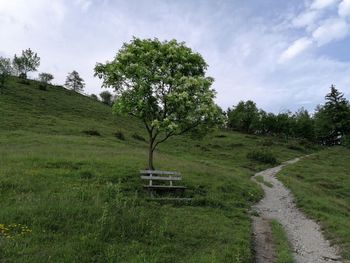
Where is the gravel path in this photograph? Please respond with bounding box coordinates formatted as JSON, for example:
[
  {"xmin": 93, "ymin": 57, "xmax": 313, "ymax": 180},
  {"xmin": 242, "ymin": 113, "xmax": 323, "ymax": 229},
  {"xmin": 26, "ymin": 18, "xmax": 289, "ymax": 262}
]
[{"xmin": 252, "ymin": 158, "xmax": 342, "ymax": 263}]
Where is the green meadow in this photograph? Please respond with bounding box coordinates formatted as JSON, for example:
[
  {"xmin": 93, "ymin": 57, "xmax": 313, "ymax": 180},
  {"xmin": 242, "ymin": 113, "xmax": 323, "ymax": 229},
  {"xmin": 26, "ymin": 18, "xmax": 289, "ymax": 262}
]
[
  {"xmin": 277, "ymin": 148, "xmax": 350, "ymax": 260},
  {"xmin": 0, "ymin": 77, "xmax": 317, "ymax": 262}
]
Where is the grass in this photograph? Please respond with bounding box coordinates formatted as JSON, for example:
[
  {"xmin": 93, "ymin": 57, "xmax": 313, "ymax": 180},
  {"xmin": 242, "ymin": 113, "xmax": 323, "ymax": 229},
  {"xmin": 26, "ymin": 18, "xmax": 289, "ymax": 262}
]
[
  {"xmin": 0, "ymin": 77, "xmax": 314, "ymax": 262},
  {"xmin": 255, "ymin": 175, "xmax": 273, "ymax": 188},
  {"xmin": 277, "ymin": 147, "xmax": 350, "ymax": 259},
  {"xmin": 270, "ymin": 220, "xmax": 294, "ymax": 263}
]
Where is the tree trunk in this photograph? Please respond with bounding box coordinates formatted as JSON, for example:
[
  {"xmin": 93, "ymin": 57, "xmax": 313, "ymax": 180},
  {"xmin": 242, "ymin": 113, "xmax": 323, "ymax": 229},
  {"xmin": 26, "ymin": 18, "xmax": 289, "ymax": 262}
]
[{"xmin": 148, "ymin": 142, "xmax": 154, "ymax": 170}]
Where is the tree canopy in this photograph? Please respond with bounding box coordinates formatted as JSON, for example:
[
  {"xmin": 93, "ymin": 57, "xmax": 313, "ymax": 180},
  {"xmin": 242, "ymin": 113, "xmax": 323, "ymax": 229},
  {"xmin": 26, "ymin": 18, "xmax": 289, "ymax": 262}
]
[
  {"xmin": 314, "ymin": 85, "xmax": 350, "ymax": 144},
  {"xmin": 65, "ymin": 70, "xmax": 85, "ymax": 93},
  {"xmin": 13, "ymin": 48, "xmax": 40, "ymax": 79},
  {"xmin": 95, "ymin": 37, "xmax": 220, "ymax": 169},
  {"xmin": 38, "ymin": 73, "xmax": 54, "ymax": 84},
  {"xmin": 0, "ymin": 57, "xmax": 13, "ymax": 93},
  {"xmin": 99, "ymin": 90, "xmax": 113, "ymax": 106}
]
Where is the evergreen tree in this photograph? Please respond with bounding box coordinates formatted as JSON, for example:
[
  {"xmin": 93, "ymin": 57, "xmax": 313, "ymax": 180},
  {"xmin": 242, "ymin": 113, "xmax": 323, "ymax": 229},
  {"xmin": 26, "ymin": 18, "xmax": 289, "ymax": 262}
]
[{"xmin": 315, "ymin": 85, "xmax": 350, "ymax": 145}]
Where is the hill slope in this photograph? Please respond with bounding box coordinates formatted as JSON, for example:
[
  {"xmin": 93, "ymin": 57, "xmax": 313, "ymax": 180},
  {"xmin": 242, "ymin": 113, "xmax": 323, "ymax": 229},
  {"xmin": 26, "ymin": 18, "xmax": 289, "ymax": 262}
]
[{"xmin": 0, "ymin": 77, "xmax": 312, "ymax": 262}]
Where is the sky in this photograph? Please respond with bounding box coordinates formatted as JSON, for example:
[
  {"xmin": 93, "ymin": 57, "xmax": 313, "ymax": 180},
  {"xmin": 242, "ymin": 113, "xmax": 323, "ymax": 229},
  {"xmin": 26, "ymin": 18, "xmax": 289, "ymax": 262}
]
[{"xmin": 0, "ymin": 0, "xmax": 350, "ymax": 113}]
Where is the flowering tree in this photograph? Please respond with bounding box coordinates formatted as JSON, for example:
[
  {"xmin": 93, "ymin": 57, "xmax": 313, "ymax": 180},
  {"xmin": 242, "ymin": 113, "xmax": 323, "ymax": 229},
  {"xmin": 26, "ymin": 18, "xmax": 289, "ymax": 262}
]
[{"xmin": 95, "ymin": 37, "xmax": 220, "ymax": 169}]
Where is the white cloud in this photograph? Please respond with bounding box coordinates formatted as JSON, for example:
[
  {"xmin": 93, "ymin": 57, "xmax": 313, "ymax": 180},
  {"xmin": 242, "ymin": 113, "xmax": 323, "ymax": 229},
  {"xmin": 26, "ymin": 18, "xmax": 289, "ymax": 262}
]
[
  {"xmin": 338, "ymin": 0, "xmax": 350, "ymax": 17},
  {"xmin": 311, "ymin": 0, "xmax": 339, "ymax": 10},
  {"xmin": 292, "ymin": 10, "xmax": 320, "ymax": 30},
  {"xmin": 312, "ymin": 18, "xmax": 349, "ymax": 45},
  {"xmin": 75, "ymin": 0, "xmax": 92, "ymax": 11},
  {"xmin": 279, "ymin": 37, "xmax": 313, "ymax": 62}
]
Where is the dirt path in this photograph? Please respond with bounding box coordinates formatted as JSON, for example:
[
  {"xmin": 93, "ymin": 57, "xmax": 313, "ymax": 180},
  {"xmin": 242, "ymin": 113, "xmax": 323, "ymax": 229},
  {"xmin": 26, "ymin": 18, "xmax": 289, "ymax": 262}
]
[{"xmin": 252, "ymin": 158, "xmax": 342, "ymax": 263}]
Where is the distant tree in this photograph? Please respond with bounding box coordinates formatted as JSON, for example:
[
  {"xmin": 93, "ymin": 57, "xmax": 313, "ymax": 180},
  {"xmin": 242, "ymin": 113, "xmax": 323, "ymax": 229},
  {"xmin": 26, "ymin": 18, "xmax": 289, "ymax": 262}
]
[
  {"xmin": 13, "ymin": 48, "xmax": 40, "ymax": 79},
  {"xmin": 315, "ymin": 85, "xmax": 350, "ymax": 145},
  {"xmin": 99, "ymin": 90, "xmax": 113, "ymax": 105},
  {"xmin": 95, "ymin": 37, "xmax": 220, "ymax": 169},
  {"xmin": 259, "ymin": 111, "xmax": 277, "ymax": 135},
  {"xmin": 0, "ymin": 57, "xmax": 13, "ymax": 93},
  {"xmin": 292, "ymin": 108, "xmax": 315, "ymax": 141},
  {"xmin": 38, "ymin": 72, "xmax": 54, "ymax": 84},
  {"xmin": 227, "ymin": 100, "xmax": 260, "ymax": 133},
  {"xmin": 275, "ymin": 112, "xmax": 293, "ymax": 138},
  {"xmin": 65, "ymin": 70, "xmax": 85, "ymax": 92},
  {"xmin": 90, "ymin": 94, "xmax": 99, "ymax": 101}
]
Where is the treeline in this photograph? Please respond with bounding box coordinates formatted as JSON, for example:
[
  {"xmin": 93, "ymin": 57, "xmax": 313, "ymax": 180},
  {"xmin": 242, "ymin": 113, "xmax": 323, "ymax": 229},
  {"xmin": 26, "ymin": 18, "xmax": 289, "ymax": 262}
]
[{"xmin": 226, "ymin": 85, "xmax": 350, "ymax": 146}]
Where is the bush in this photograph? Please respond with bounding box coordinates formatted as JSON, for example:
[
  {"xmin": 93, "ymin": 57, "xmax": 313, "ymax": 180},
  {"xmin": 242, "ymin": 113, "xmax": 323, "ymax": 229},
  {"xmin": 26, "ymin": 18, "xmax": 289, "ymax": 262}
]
[
  {"xmin": 287, "ymin": 143, "xmax": 304, "ymax": 151},
  {"xmin": 215, "ymin": 134, "xmax": 227, "ymax": 138},
  {"xmin": 114, "ymin": 131, "xmax": 125, "ymax": 141},
  {"xmin": 247, "ymin": 149, "xmax": 278, "ymax": 164},
  {"xmin": 341, "ymin": 135, "xmax": 350, "ymax": 148},
  {"xmin": 82, "ymin": 130, "xmax": 101, "ymax": 136},
  {"xmin": 79, "ymin": 170, "xmax": 94, "ymax": 180},
  {"xmin": 131, "ymin": 133, "xmax": 146, "ymax": 142},
  {"xmin": 299, "ymin": 139, "xmax": 318, "ymax": 150},
  {"xmin": 17, "ymin": 78, "xmax": 30, "ymax": 85},
  {"xmin": 38, "ymin": 83, "xmax": 47, "ymax": 91},
  {"xmin": 262, "ymin": 138, "xmax": 274, "ymax": 146}
]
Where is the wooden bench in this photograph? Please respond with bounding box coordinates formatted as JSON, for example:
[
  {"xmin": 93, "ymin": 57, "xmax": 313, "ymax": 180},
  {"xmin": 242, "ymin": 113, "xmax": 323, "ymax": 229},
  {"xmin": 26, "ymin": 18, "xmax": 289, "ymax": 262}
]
[{"xmin": 140, "ymin": 170, "xmax": 186, "ymax": 196}]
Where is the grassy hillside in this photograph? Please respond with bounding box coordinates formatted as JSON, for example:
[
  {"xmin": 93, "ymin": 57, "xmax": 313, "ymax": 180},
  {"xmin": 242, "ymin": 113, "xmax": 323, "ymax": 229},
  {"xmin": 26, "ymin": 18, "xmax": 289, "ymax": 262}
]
[
  {"xmin": 277, "ymin": 148, "xmax": 350, "ymax": 259},
  {"xmin": 0, "ymin": 77, "xmax": 312, "ymax": 262}
]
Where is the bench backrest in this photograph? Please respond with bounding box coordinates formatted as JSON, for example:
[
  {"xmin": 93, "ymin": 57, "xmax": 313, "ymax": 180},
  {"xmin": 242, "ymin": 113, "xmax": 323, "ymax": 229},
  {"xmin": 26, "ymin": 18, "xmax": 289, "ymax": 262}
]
[
  {"xmin": 140, "ymin": 170, "xmax": 181, "ymax": 186},
  {"xmin": 140, "ymin": 170, "xmax": 181, "ymax": 176}
]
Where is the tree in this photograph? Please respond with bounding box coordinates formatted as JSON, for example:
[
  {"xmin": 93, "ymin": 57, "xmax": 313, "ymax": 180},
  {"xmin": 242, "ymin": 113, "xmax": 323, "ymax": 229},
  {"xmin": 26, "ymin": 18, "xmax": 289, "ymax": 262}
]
[
  {"xmin": 13, "ymin": 48, "xmax": 40, "ymax": 79},
  {"xmin": 99, "ymin": 90, "xmax": 113, "ymax": 105},
  {"xmin": 315, "ymin": 85, "xmax": 350, "ymax": 145},
  {"xmin": 95, "ymin": 37, "xmax": 220, "ymax": 169},
  {"xmin": 0, "ymin": 57, "xmax": 13, "ymax": 93},
  {"xmin": 292, "ymin": 108, "xmax": 315, "ymax": 141},
  {"xmin": 90, "ymin": 94, "xmax": 99, "ymax": 101},
  {"xmin": 38, "ymin": 72, "xmax": 54, "ymax": 84},
  {"xmin": 65, "ymin": 70, "xmax": 85, "ymax": 92},
  {"xmin": 227, "ymin": 100, "xmax": 260, "ymax": 133}
]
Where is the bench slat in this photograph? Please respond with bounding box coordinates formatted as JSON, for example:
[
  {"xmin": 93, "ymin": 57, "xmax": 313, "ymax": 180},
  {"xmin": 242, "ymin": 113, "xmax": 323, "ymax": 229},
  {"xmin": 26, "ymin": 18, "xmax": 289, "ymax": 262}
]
[
  {"xmin": 143, "ymin": 185, "xmax": 186, "ymax": 189},
  {"xmin": 140, "ymin": 175, "xmax": 182, "ymax": 181},
  {"xmin": 140, "ymin": 170, "xmax": 180, "ymax": 175}
]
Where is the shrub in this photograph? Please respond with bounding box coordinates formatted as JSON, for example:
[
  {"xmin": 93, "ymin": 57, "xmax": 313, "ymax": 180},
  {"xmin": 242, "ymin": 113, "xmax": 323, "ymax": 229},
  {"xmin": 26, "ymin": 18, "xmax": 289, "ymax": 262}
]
[
  {"xmin": 215, "ymin": 134, "xmax": 227, "ymax": 138},
  {"xmin": 247, "ymin": 149, "xmax": 278, "ymax": 164},
  {"xmin": 38, "ymin": 83, "xmax": 47, "ymax": 91},
  {"xmin": 114, "ymin": 131, "xmax": 125, "ymax": 141},
  {"xmin": 131, "ymin": 133, "xmax": 145, "ymax": 142},
  {"xmin": 90, "ymin": 94, "xmax": 99, "ymax": 101},
  {"xmin": 299, "ymin": 139, "xmax": 318, "ymax": 150},
  {"xmin": 287, "ymin": 143, "xmax": 304, "ymax": 151},
  {"xmin": 82, "ymin": 130, "xmax": 101, "ymax": 136},
  {"xmin": 341, "ymin": 135, "xmax": 350, "ymax": 148},
  {"xmin": 17, "ymin": 78, "xmax": 30, "ymax": 85},
  {"xmin": 79, "ymin": 170, "xmax": 94, "ymax": 180},
  {"xmin": 262, "ymin": 138, "xmax": 274, "ymax": 146}
]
